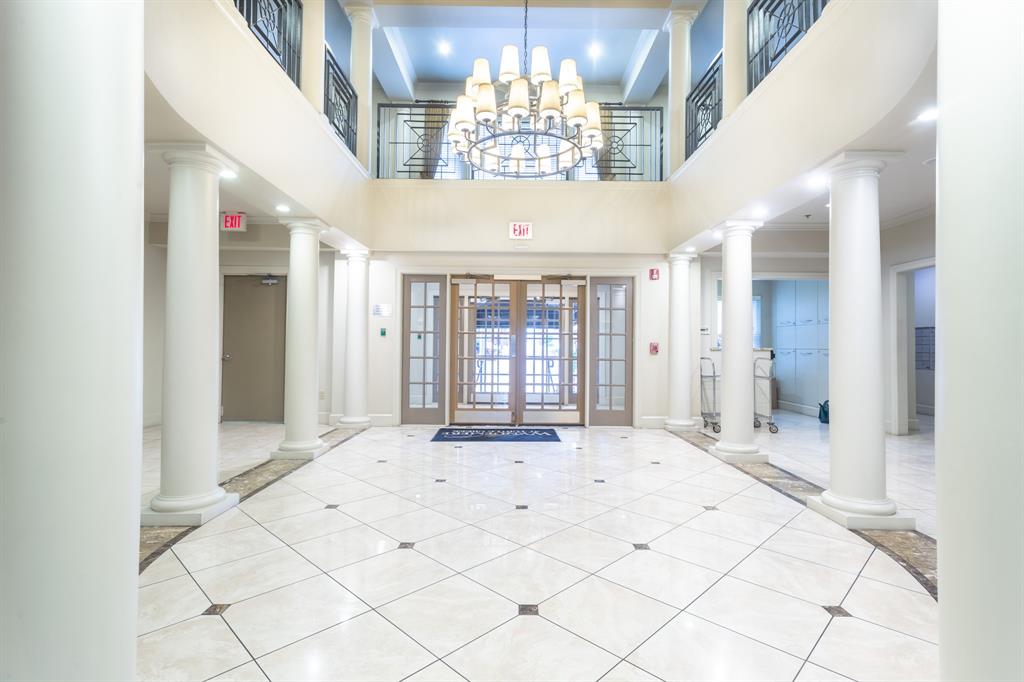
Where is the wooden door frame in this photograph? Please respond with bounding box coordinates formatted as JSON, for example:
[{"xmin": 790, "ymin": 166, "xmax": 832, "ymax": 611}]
[{"xmin": 401, "ymin": 274, "xmax": 448, "ymax": 424}]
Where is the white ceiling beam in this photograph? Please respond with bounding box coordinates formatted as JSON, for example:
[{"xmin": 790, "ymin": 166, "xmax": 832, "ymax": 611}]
[
  {"xmin": 373, "ymin": 25, "xmax": 416, "ymax": 100},
  {"xmin": 621, "ymin": 28, "xmax": 667, "ymax": 103}
]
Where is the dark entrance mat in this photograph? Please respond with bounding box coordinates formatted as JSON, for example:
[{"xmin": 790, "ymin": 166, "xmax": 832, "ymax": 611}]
[{"xmin": 431, "ymin": 427, "xmax": 561, "ymax": 442}]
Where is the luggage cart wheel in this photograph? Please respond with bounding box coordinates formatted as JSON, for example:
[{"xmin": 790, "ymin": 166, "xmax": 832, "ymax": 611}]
[
  {"xmin": 703, "ymin": 418, "xmax": 709, "ymax": 428},
  {"xmin": 754, "ymin": 419, "xmax": 761, "ymax": 428},
  {"xmin": 769, "ymin": 424, "xmax": 779, "ymax": 434},
  {"xmin": 712, "ymin": 424, "xmax": 721, "ymax": 434}
]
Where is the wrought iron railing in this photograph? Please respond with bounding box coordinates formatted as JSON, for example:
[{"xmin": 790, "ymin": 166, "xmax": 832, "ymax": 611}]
[
  {"xmin": 325, "ymin": 48, "xmax": 357, "ymax": 154},
  {"xmin": 748, "ymin": 0, "xmax": 828, "ymax": 92},
  {"xmin": 376, "ymin": 103, "xmax": 662, "ymax": 181},
  {"xmin": 685, "ymin": 53, "xmax": 723, "ymax": 157},
  {"xmin": 233, "ymin": 0, "xmax": 303, "ymax": 86}
]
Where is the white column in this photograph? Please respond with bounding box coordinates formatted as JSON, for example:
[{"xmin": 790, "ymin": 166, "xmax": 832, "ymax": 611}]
[
  {"xmin": 143, "ymin": 144, "xmax": 239, "ymax": 526},
  {"xmin": 807, "ymin": 152, "xmax": 912, "ymax": 530},
  {"xmin": 340, "ymin": 251, "xmax": 371, "ymax": 425},
  {"xmin": 722, "ymin": 0, "xmax": 747, "ymax": 117},
  {"xmin": 666, "ymin": 254, "xmax": 699, "ymax": 430},
  {"xmin": 710, "ymin": 221, "xmax": 767, "ymax": 463},
  {"xmin": 300, "ymin": 0, "xmax": 327, "ymax": 114},
  {"xmin": 346, "ymin": 5, "xmax": 375, "ymax": 170},
  {"xmin": 936, "ymin": 2, "xmax": 1023, "ymax": 679},
  {"xmin": 275, "ymin": 220, "xmax": 329, "ymax": 459},
  {"xmin": 666, "ymin": 8, "xmax": 698, "ymax": 173},
  {"xmin": 0, "ymin": 2, "xmax": 142, "ymax": 678}
]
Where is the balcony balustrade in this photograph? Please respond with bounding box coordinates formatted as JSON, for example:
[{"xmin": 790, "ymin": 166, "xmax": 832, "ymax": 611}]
[
  {"xmin": 685, "ymin": 53, "xmax": 723, "ymax": 157},
  {"xmin": 748, "ymin": 0, "xmax": 829, "ymax": 91},
  {"xmin": 325, "ymin": 48, "xmax": 357, "ymax": 154}
]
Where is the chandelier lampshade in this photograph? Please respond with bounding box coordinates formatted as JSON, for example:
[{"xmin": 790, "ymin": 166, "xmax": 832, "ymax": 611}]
[{"xmin": 447, "ymin": 0, "xmax": 604, "ymax": 178}]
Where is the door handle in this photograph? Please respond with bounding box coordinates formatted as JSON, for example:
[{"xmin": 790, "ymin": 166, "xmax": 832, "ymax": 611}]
[{"xmin": 222, "ymin": 353, "xmax": 232, "ymax": 361}]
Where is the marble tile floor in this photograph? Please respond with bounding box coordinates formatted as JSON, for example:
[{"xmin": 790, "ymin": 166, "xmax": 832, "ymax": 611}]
[
  {"xmin": 141, "ymin": 421, "xmax": 337, "ymax": 507},
  {"xmin": 137, "ymin": 426, "xmax": 938, "ymax": 681},
  {"xmin": 710, "ymin": 411, "xmax": 937, "ymax": 538}
]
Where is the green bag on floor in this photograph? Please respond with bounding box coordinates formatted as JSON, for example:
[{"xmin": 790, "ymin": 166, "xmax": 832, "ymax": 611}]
[{"xmin": 818, "ymin": 400, "xmax": 830, "ymax": 424}]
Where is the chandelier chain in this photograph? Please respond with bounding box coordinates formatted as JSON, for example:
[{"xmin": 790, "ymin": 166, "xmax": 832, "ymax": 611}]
[{"xmin": 522, "ymin": 0, "xmax": 528, "ymax": 74}]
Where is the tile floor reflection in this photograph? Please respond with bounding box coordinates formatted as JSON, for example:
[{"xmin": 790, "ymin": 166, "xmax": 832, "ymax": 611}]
[
  {"xmin": 712, "ymin": 411, "xmax": 937, "ymax": 538},
  {"xmin": 137, "ymin": 426, "xmax": 938, "ymax": 681}
]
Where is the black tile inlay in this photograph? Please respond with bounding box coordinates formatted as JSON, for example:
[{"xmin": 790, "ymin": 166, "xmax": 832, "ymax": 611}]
[
  {"xmin": 651, "ymin": 461, "xmax": 661, "ymax": 464},
  {"xmin": 518, "ymin": 604, "xmax": 540, "ymax": 616},
  {"xmin": 203, "ymin": 604, "xmax": 231, "ymax": 615},
  {"xmin": 703, "ymin": 505, "xmax": 718, "ymax": 511},
  {"xmin": 594, "ymin": 479, "xmax": 606, "ymax": 483},
  {"xmin": 398, "ymin": 542, "xmax": 415, "ymax": 549},
  {"xmin": 575, "ymin": 446, "xmax": 583, "ymax": 450},
  {"xmin": 325, "ymin": 504, "xmax": 339, "ymax": 509},
  {"xmin": 633, "ymin": 543, "xmax": 651, "ymax": 550},
  {"xmin": 514, "ymin": 460, "xmax": 524, "ymax": 464},
  {"xmin": 515, "ymin": 504, "xmax": 528, "ymax": 510},
  {"xmin": 377, "ymin": 460, "xmax": 387, "ymax": 463},
  {"xmin": 435, "ymin": 479, "xmax": 447, "ymax": 483},
  {"xmin": 824, "ymin": 605, "xmax": 852, "ymax": 617},
  {"xmin": 454, "ymin": 445, "xmax": 463, "ymax": 449},
  {"xmin": 620, "ymin": 436, "xmax": 629, "ymax": 439}
]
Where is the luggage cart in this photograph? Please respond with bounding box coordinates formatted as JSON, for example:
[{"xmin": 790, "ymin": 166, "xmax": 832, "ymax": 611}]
[
  {"xmin": 754, "ymin": 356, "xmax": 779, "ymax": 433},
  {"xmin": 700, "ymin": 356, "xmax": 721, "ymax": 433}
]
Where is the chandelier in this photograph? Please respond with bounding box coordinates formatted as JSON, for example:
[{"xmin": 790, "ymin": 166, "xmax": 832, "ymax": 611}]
[{"xmin": 447, "ymin": 0, "xmax": 604, "ymax": 178}]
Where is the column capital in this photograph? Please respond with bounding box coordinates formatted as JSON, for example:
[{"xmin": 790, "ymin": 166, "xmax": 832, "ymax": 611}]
[
  {"xmin": 825, "ymin": 150, "xmax": 905, "ymax": 181},
  {"xmin": 665, "ymin": 6, "xmax": 700, "ymax": 30},
  {"xmin": 344, "ymin": 250, "xmax": 370, "ymax": 263},
  {"xmin": 281, "ymin": 218, "xmax": 329, "ymax": 235},
  {"xmin": 719, "ymin": 220, "xmax": 762, "ymax": 237},
  {"xmin": 149, "ymin": 142, "xmax": 238, "ymax": 176},
  {"xmin": 345, "ymin": 5, "xmax": 378, "ymax": 28},
  {"xmin": 668, "ymin": 252, "xmax": 697, "ymax": 264}
]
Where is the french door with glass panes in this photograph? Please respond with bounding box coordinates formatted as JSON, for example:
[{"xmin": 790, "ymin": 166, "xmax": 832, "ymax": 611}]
[
  {"xmin": 449, "ymin": 278, "xmax": 585, "ymax": 425},
  {"xmin": 402, "ymin": 276, "xmax": 447, "ymax": 424},
  {"xmin": 589, "ymin": 277, "xmax": 634, "ymax": 426}
]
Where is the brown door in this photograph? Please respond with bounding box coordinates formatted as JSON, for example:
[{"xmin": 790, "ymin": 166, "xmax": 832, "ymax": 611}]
[
  {"xmin": 221, "ymin": 275, "xmax": 287, "ymax": 421},
  {"xmin": 589, "ymin": 277, "xmax": 634, "ymax": 426},
  {"xmin": 402, "ymin": 275, "xmax": 448, "ymax": 424}
]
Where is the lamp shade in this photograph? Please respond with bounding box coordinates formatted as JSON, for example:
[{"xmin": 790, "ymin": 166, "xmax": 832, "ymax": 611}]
[
  {"xmin": 474, "ymin": 83, "xmax": 497, "ymax": 122},
  {"xmin": 465, "ymin": 77, "xmax": 478, "ymax": 99},
  {"xmin": 590, "ymin": 132, "xmax": 605, "ymax": 150},
  {"xmin": 472, "ymin": 58, "xmax": 491, "ymax": 88},
  {"xmin": 539, "ymin": 80, "xmax": 561, "ymax": 120},
  {"xmin": 530, "ymin": 46, "xmax": 552, "ymax": 85},
  {"xmin": 499, "ymin": 44, "xmax": 520, "ymax": 83},
  {"xmin": 536, "ymin": 144, "xmax": 552, "ymax": 174},
  {"xmin": 558, "ymin": 59, "xmax": 580, "ymax": 95},
  {"xmin": 558, "ymin": 147, "xmax": 575, "ymax": 170},
  {"xmin": 510, "ymin": 143, "xmax": 527, "ymax": 174},
  {"xmin": 454, "ymin": 95, "xmax": 476, "ymax": 132},
  {"xmin": 565, "ymin": 90, "xmax": 587, "ymax": 127},
  {"xmin": 583, "ymin": 102, "xmax": 602, "ymax": 140},
  {"xmin": 447, "ymin": 109, "xmax": 462, "ymax": 142},
  {"xmin": 507, "ymin": 78, "xmax": 530, "ymax": 119}
]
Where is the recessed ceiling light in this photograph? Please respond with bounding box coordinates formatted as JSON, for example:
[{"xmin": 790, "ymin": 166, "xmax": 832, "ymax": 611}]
[
  {"xmin": 437, "ymin": 40, "xmax": 452, "ymax": 57},
  {"xmin": 712, "ymin": 230, "xmax": 723, "ymax": 239},
  {"xmin": 915, "ymin": 107, "xmax": 938, "ymax": 123},
  {"xmin": 275, "ymin": 204, "xmax": 290, "ymax": 213},
  {"xmin": 587, "ymin": 42, "xmax": 603, "ymax": 59},
  {"xmin": 752, "ymin": 205, "xmax": 768, "ymax": 219},
  {"xmin": 825, "ymin": 202, "xmax": 831, "ymax": 208},
  {"xmin": 685, "ymin": 246, "xmax": 696, "ymax": 253},
  {"xmin": 807, "ymin": 173, "xmax": 829, "ymax": 189},
  {"xmin": 219, "ymin": 168, "xmax": 237, "ymax": 180}
]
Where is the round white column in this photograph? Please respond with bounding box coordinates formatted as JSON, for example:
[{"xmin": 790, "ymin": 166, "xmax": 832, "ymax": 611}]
[
  {"xmin": 299, "ymin": 0, "xmax": 326, "ymax": 114},
  {"xmin": 346, "ymin": 6, "xmax": 375, "ymax": 169},
  {"xmin": 340, "ymin": 251, "xmax": 371, "ymax": 425},
  {"xmin": 722, "ymin": 0, "xmax": 747, "ymax": 117},
  {"xmin": 807, "ymin": 154, "xmax": 912, "ymax": 530},
  {"xmin": 666, "ymin": 8, "xmax": 698, "ymax": 173},
  {"xmin": 0, "ymin": 2, "xmax": 142, "ymax": 678},
  {"xmin": 711, "ymin": 222, "xmax": 766, "ymax": 463},
  {"xmin": 666, "ymin": 254, "xmax": 699, "ymax": 430},
  {"xmin": 275, "ymin": 221, "xmax": 327, "ymax": 459},
  {"xmin": 144, "ymin": 145, "xmax": 239, "ymax": 526},
  {"xmin": 937, "ymin": 2, "xmax": 1023, "ymax": 677}
]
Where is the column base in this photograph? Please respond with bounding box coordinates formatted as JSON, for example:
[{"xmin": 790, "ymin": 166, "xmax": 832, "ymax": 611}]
[
  {"xmin": 141, "ymin": 491, "xmax": 239, "ymax": 527},
  {"xmin": 807, "ymin": 493, "xmax": 916, "ymax": 531},
  {"xmin": 272, "ymin": 437, "xmax": 328, "ymax": 461},
  {"xmin": 338, "ymin": 415, "xmax": 371, "ymax": 426},
  {"xmin": 709, "ymin": 442, "xmax": 768, "ymax": 464},
  {"xmin": 665, "ymin": 417, "xmax": 700, "ymax": 432}
]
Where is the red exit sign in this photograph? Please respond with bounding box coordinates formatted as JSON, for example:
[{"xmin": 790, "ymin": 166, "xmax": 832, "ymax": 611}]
[
  {"xmin": 220, "ymin": 212, "xmax": 247, "ymax": 232},
  {"xmin": 509, "ymin": 222, "xmax": 533, "ymax": 240}
]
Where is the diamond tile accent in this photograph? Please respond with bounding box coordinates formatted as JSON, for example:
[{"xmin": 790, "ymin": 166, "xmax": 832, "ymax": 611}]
[
  {"xmin": 633, "ymin": 543, "xmax": 651, "ymax": 550},
  {"xmin": 514, "ymin": 460, "xmax": 525, "ymax": 464},
  {"xmin": 325, "ymin": 504, "xmax": 339, "ymax": 509},
  {"xmin": 398, "ymin": 542, "xmax": 415, "ymax": 549},
  {"xmin": 704, "ymin": 505, "xmax": 718, "ymax": 511},
  {"xmin": 435, "ymin": 479, "xmax": 447, "ymax": 483},
  {"xmin": 203, "ymin": 604, "xmax": 231, "ymax": 615},
  {"xmin": 594, "ymin": 479, "xmax": 606, "ymax": 483},
  {"xmin": 515, "ymin": 504, "xmax": 528, "ymax": 510},
  {"xmin": 518, "ymin": 604, "xmax": 539, "ymax": 616},
  {"xmin": 824, "ymin": 605, "xmax": 852, "ymax": 617}
]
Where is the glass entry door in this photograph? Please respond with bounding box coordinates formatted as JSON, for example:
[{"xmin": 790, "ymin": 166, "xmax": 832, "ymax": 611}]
[
  {"xmin": 589, "ymin": 277, "xmax": 634, "ymax": 426},
  {"xmin": 402, "ymin": 276, "xmax": 447, "ymax": 424},
  {"xmin": 450, "ymin": 278, "xmax": 585, "ymax": 425}
]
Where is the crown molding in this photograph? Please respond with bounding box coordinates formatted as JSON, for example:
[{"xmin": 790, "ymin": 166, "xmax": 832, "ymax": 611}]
[{"xmin": 881, "ymin": 206, "xmax": 935, "ymax": 230}]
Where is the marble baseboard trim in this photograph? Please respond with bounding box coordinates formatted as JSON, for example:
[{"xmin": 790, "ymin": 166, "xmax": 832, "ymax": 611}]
[
  {"xmin": 138, "ymin": 425, "xmax": 368, "ymax": 572},
  {"xmin": 671, "ymin": 429, "xmax": 938, "ymax": 599}
]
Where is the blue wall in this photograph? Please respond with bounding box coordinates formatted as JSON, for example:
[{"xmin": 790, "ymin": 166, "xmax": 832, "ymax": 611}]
[
  {"xmin": 690, "ymin": 0, "xmax": 723, "ymax": 88},
  {"xmin": 325, "ymin": 0, "xmax": 352, "ymax": 77}
]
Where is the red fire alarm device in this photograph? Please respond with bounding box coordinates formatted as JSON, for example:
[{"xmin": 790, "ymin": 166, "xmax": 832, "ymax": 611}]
[
  {"xmin": 649, "ymin": 342, "xmax": 660, "ymax": 355},
  {"xmin": 649, "ymin": 267, "xmax": 660, "ymax": 281}
]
